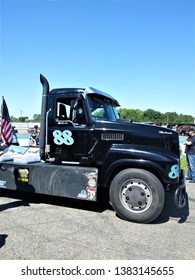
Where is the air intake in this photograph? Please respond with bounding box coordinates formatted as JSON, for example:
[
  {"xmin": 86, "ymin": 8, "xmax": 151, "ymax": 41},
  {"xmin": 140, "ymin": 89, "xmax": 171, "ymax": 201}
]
[{"xmin": 101, "ymin": 133, "xmax": 124, "ymax": 141}]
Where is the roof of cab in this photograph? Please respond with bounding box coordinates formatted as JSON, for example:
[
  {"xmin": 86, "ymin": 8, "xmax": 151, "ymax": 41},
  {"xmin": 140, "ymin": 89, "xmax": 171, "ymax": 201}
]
[{"xmin": 49, "ymin": 86, "xmax": 120, "ymax": 106}]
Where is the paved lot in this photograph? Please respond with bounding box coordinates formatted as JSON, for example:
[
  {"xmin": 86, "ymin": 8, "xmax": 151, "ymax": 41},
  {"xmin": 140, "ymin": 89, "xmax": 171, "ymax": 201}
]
[{"xmin": 0, "ymin": 180, "xmax": 194, "ymax": 260}]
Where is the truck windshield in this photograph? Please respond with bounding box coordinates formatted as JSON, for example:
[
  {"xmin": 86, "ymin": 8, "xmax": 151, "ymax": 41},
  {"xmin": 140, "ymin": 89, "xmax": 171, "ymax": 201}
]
[{"xmin": 87, "ymin": 95, "xmax": 120, "ymax": 122}]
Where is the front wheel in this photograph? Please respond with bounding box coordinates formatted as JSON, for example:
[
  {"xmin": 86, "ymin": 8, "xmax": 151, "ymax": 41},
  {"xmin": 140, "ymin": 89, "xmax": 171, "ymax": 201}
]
[{"xmin": 109, "ymin": 168, "xmax": 165, "ymax": 223}]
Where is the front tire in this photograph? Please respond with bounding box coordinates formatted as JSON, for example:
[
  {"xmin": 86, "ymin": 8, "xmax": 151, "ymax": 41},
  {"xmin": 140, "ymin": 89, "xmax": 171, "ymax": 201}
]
[{"xmin": 109, "ymin": 168, "xmax": 165, "ymax": 223}]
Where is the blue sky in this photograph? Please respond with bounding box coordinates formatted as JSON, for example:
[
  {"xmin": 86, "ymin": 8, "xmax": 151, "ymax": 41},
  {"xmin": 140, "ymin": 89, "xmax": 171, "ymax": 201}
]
[{"xmin": 0, "ymin": 0, "xmax": 194, "ymax": 119}]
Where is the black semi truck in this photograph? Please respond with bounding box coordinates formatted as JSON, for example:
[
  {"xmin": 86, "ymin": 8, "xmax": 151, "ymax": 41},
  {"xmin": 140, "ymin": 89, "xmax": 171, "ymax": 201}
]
[{"xmin": 0, "ymin": 75, "xmax": 186, "ymax": 223}]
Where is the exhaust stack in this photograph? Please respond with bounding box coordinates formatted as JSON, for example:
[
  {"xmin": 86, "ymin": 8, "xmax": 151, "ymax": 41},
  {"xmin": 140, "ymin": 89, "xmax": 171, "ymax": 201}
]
[{"xmin": 39, "ymin": 74, "xmax": 49, "ymax": 160}]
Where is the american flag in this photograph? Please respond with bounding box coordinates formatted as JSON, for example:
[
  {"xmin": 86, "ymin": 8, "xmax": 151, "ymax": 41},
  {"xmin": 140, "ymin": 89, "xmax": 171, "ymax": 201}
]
[{"xmin": 1, "ymin": 97, "xmax": 13, "ymax": 143}]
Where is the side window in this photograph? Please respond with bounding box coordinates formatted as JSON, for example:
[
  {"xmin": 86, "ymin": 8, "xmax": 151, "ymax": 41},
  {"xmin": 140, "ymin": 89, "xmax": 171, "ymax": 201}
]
[
  {"xmin": 56, "ymin": 99, "xmax": 71, "ymax": 121},
  {"xmin": 57, "ymin": 102, "xmax": 69, "ymax": 120},
  {"xmin": 55, "ymin": 97, "xmax": 86, "ymax": 125}
]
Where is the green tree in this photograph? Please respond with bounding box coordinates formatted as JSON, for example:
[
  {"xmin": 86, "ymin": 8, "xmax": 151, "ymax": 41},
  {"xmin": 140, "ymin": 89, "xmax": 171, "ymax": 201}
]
[
  {"xmin": 11, "ymin": 116, "xmax": 19, "ymax": 122},
  {"xmin": 18, "ymin": 116, "xmax": 29, "ymax": 122},
  {"xmin": 33, "ymin": 114, "xmax": 41, "ymax": 122},
  {"xmin": 143, "ymin": 109, "xmax": 162, "ymax": 123},
  {"xmin": 118, "ymin": 108, "xmax": 144, "ymax": 122},
  {"xmin": 178, "ymin": 114, "xmax": 194, "ymax": 123}
]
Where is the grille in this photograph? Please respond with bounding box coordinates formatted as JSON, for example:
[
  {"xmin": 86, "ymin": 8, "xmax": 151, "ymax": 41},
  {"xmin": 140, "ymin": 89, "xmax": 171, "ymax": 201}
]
[{"xmin": 101, "ymin": 133, "xmax": 124, "ymax": 141}]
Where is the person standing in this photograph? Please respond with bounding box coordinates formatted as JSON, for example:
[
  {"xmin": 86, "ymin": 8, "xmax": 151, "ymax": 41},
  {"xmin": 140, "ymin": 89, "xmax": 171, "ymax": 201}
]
[
  {"xmin": 11, "ymin": 126, "xmax": 19, "ymax": 146},
  {"xmin": 184, "ymin": 127, "xmax": 195, "ymax": 183},
  {"xmin": 33, "ymin": 125, "xmax": 40, "ymax": 145}
]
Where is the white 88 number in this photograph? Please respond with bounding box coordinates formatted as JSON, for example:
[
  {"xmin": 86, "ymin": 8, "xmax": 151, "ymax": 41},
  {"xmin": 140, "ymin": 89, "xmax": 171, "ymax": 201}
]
[{"xmin": 53, "ymin": 130, "xmax": 74, "ymax": 146}]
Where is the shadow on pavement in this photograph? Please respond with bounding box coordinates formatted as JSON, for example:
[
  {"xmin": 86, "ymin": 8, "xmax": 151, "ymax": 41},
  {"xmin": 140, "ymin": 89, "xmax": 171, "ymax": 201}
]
[
  {"xmin": 0, "ymin": 234, "xmax": 8, "ymax": 249},
  {"xmin": 0, "ymin": 189, "xmax": 109, "ymax": 213},
  {"xmin": 0, "ymin": 200, "xmax": 30, "ymax": 212},
  {"xmin": 0, "ymin": 188, "xmax": 189, "ymax": 224},
  {"xmin": 154, "ymin": 191, "xmax": 189, "ymax": 224}
]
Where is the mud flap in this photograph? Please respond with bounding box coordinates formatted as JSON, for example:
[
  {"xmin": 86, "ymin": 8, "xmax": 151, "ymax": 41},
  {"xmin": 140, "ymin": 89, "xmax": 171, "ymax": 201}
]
[{"xmin": 174, "ymin": 169, "xmax": 186, "ymax": 209}]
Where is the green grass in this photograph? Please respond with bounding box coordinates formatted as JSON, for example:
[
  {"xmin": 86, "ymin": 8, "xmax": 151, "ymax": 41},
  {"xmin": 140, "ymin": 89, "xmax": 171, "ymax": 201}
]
[{"xmin": 180, "ymin": 154, "xmax": 187, "ymax": 174}]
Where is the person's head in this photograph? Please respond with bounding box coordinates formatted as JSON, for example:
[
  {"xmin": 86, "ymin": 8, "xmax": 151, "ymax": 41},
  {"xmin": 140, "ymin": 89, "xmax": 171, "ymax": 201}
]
[
  {"xmin": 188, "ymin": 127, "xmax": 195, "ymax": 135},
  {"xmin": 34, "ymin": 125, "xmax": 38, "ymax": 130}
]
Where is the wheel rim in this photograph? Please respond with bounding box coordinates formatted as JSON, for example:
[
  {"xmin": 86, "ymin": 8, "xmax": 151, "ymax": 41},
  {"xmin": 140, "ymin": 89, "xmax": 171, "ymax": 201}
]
[{"xmin": 119, "ymin": 179, "xmax": 153, "ymax": 213}]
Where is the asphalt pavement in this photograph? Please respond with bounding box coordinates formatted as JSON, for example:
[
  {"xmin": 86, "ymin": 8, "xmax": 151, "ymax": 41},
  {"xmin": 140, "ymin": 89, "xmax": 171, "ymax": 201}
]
[{"xmin": 0, "ymin": 179, "xmax": 194, "ymax": 260}]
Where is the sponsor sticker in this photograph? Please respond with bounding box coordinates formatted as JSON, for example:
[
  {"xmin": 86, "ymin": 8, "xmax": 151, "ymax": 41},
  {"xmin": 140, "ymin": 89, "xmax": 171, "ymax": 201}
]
[
  {"xmin": 17, "ymin": 169, "xmax": 29, "ymax": 183},
  {"xmin": 0, "ymin": 180, "xmax": 7, "ymax": 188},
  {"xmin": 77, "ymin": 172, "xmax": 98, "ymax": 201}
]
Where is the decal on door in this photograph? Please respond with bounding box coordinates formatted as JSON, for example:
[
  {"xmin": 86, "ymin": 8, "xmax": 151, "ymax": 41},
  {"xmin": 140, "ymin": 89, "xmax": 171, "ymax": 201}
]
[{"xmin": 53, "ymin": 130, "xmax": 74, "ymax": 146}]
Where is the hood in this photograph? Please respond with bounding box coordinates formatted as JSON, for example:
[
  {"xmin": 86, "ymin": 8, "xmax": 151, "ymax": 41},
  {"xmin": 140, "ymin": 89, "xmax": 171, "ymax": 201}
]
[{"xmin": 95, "ymin": 120, "xmax": 180, "ymax": 157}]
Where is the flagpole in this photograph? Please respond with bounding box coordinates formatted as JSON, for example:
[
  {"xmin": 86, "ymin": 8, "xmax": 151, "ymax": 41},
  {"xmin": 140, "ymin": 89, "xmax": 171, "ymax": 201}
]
[
  {"xmin": 1, "ymin": 96, "xmax": 4, "ymax": 137},
  {"xmin": 1, "ymin": 96, "xmax": 3, "ymax": 132}
]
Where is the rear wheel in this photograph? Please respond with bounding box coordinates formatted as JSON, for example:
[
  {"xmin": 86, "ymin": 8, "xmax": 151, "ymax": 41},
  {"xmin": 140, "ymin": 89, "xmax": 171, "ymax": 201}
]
[{"xmin": 109, "ymin": 168, "xmax": 165, "ymax": 223}]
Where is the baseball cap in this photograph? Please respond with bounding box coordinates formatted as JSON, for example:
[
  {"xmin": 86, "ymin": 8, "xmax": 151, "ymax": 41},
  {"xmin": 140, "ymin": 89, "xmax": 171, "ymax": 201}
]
[{"xmin": 188, "ymin": 127, "xmax": 195, "ymax": 132}]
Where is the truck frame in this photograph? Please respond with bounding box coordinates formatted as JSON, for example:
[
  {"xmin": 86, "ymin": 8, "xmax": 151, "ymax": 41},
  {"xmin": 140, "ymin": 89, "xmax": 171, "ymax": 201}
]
[{"xmin": 0, "ymin": 75, "xmax": 186, "ymax": 223}]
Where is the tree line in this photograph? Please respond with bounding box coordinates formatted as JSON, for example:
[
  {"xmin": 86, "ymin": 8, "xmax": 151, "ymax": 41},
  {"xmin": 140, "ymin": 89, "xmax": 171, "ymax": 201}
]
[
  {"xmin": 118, "ymin": 108, "xmax": 194, "ymax": 125},
  {"xmin": 11, "ymin": 109, "xmax": 194, "ymax": 125},
  {"xmin": 11, "ymin": 114, "xmax": 41, "ymax": 123}
]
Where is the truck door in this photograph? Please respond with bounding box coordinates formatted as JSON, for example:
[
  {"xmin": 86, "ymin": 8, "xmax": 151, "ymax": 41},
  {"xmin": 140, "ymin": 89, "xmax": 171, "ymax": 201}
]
[{"xmin": 47, "ymin": 94, "xmax": 94, "ymax": 164}]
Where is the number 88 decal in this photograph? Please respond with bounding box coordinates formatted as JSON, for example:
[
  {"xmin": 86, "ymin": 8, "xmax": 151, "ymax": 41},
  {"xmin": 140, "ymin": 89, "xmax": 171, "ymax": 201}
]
[{"xmin": 53, "ymin": 130, "xmax": 74, "ymax": 145}]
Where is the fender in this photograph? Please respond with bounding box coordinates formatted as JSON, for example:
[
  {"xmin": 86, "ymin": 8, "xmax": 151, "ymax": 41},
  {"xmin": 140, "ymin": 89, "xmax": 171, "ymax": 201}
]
[{"xmin": 99, "ymin": 144, "xmax": 179, "ymax": 187}]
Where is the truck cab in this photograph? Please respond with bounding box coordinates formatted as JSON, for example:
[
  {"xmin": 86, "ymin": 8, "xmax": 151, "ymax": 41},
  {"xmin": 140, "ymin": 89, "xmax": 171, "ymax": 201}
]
[{"xmin": 45, "ymin": 86, "xmax": 120, "ymax": 165}]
